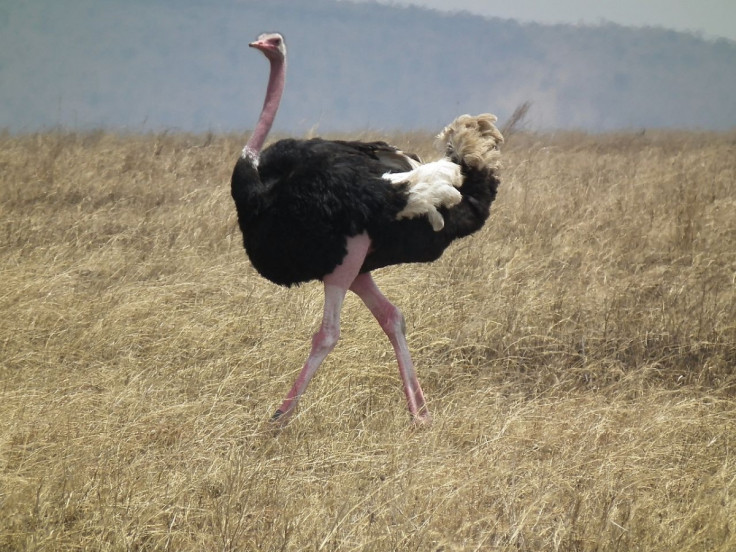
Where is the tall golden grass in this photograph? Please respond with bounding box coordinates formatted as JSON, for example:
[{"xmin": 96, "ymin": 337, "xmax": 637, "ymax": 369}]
[{"xmin": 1, "ymin": 128, "xmax": 734, "ymax": 551}]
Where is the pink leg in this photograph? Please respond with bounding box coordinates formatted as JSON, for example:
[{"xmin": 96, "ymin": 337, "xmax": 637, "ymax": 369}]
[
  {"xmin": 271, "ymin": 233, "xmax": 371, "ymax": 424},
  {"xmin": 349, "ymin": 273, "xmax": 430, "ymax": 424}
]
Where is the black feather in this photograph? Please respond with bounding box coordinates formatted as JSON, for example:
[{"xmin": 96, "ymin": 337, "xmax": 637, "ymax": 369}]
[{"xmin": 231, "ymin": 138, "xmax": 499, "ymax": 286}]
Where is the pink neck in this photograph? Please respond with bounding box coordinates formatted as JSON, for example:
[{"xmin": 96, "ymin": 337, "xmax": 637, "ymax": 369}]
[{"xmin": 244, "ymin": 56, "xmax": 285, "ymax": 159}]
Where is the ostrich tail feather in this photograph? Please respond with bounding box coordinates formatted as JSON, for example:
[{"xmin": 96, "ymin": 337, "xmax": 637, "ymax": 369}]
[{"xmin": 436, "ymin": 113, "xmax": 504, "ymax": 171}]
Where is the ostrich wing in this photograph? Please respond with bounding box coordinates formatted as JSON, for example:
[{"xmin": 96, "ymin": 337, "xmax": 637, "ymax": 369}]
[{"xmin": 329, "ymin": 140, "xmax": 422, "ymax": 172}]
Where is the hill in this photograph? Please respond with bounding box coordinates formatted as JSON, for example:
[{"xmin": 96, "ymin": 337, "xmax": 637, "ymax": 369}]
[{"xmin": 1, "ymin": 0, "xmax": 735, "ymax": 132}]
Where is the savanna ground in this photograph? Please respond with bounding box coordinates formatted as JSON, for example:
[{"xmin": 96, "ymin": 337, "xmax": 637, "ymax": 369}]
[{"xmin": 1, "ymin": 127, "xmax": 735, "ymax": 551}]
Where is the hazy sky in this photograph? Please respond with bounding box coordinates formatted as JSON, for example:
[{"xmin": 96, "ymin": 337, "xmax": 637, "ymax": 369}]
[{"xmin": 355, "ymin": 0, "xmax": 736, "ymax": 41}]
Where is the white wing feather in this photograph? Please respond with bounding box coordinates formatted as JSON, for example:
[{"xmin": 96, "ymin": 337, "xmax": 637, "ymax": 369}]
[{"xmin": 383, "ymin": 159, "xmax": 462, "ymax": 231}]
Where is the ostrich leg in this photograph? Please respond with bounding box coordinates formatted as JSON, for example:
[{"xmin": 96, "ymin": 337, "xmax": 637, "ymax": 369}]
[
  {"xmin": 271, "ymin": 233, "xmax": 371, "ymax": 424},
  {"xmin": 349, "ymin": 273, "xmax": 430, "ymax": 424}
]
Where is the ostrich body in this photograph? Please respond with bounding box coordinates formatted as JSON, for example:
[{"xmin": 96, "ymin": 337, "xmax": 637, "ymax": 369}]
[{"xmin": 232, "ymin": 32, "xmax": 503, "ymax": 425}]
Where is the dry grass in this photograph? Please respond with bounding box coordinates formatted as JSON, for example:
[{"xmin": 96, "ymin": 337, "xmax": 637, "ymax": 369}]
[{"xmin": 1, "ymin": 127, "xmax": 735, "ymax": 551}]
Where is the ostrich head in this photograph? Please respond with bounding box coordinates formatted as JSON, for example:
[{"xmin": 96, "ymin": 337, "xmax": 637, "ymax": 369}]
[{"xmin": 249, "ymin": 32, "xmax": 286, "ymax": 62}]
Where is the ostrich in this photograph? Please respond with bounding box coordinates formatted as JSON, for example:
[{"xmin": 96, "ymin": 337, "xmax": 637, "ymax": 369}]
[{"xmin": 231, "ymin": 32, "xmax": 503, "ymax": 425}]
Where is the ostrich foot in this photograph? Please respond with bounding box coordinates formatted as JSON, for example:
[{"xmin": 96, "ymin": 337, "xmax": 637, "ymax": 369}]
[
  {"xmin": 268, "ymin": 407, "xmax": 295, "ymax": 428},
  {"xmin": 410, "ymin": 408, "xmax": 432, "ymax": 429}
]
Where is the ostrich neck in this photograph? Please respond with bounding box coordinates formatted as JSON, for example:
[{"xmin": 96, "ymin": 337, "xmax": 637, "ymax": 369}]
[{"xmin": 243, "ymin": 57, "xmax": 286, "ymax": 161}]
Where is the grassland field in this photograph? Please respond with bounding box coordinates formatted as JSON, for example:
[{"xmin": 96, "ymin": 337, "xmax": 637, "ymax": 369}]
[{"xmin": 1, "ymin": 128, "xmax": 735, "ymax": 551}]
